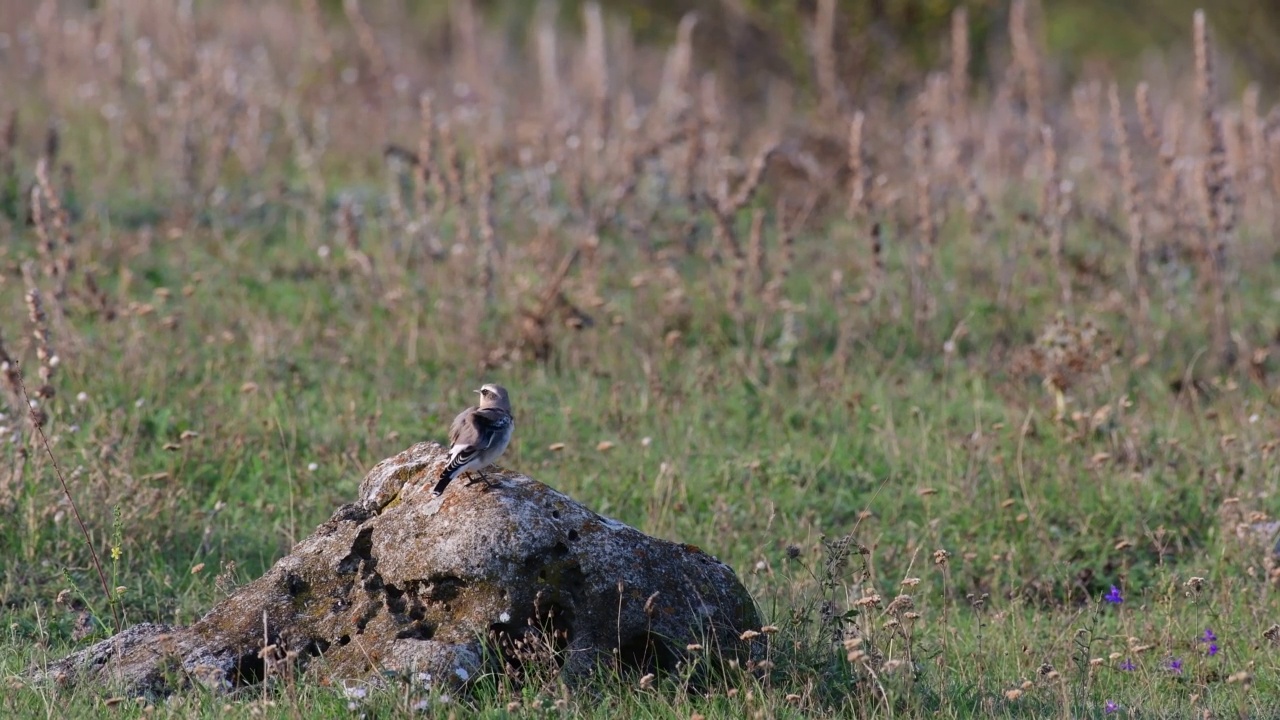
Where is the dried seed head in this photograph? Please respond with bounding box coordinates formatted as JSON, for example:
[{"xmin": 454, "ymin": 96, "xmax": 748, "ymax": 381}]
[{"xmin": 886, "ymin": 594, "xmax": 914, "ymax": 615}]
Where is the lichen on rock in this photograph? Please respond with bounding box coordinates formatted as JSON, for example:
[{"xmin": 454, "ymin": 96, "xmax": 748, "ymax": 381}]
[{"xmin": 31, "ymin": 441, "xmax": 761, "ymax": 697}]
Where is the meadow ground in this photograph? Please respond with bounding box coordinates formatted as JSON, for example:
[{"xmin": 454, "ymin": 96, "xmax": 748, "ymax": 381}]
[{"xmin": 2, "ymin": 2, "xmax": 1280, "ymax": 717}]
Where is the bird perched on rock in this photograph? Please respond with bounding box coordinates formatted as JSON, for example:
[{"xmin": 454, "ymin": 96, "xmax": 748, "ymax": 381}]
[{"xmin": 432, "ymin": 383, "xmax": 514, "ymax": 496}]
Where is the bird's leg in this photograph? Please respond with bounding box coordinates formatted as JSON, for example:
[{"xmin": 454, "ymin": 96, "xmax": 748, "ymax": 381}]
[{"xmin": 465, "ymin": 469, "xmax": 496, "ymax": 489}]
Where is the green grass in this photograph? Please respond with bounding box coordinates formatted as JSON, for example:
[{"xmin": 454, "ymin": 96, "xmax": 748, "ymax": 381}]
[{"xmin": 3, "ymin": 1, "xmax": 1280, "ymax": 718}]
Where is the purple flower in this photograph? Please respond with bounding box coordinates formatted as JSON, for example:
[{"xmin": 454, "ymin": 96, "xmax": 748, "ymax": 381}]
[
  {"xmin": 1166, "ymin": 657, "xmax": 1183, "ymax": 673},
  {"xmin": 1201, "ymin": 628, "xmax": 1217, "ymax": 643},
  {"xmin": 1105, "ymin": 700, "xmax": 1119, "ymax": 714},
  {"xmin": 1118, "ymin": 658, "xmax": 1135, "ymax": 671},
  {"xmin": 1104, "ymin": 586, "xmax": 1123, "ymax": 604},
  {"xmin": 1207, "ymin": 643, "xmax": 1219, "ymax": 656}
]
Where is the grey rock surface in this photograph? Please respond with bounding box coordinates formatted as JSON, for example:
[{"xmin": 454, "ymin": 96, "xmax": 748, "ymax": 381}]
[{"xmin": 32, "ymin": 442, "xmax": 760, "ymax": 696}]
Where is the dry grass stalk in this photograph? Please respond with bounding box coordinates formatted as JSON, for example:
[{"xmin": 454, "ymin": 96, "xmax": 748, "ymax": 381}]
[
  {"xmin": 582, "ymin": 2, "xmax": 609, "ymax": 152},
  {"xmin": 1, "ymin": 107, "xmax": 15, "ymax": 159},
  {"xmin": 1039, "ymin": 124, "xmax": 1071, "ymax": 308},
  {"xmin": 682, "ymin": 76, "xmax": 705, "ymax": 208},
  {"xmin": 1194, "ymin": 9, "xmax": 1237, "ymax": 369},
  {"xmin": 338, "ymin": 199, "xmax": 373, "ymax": 277},
  {"xmin": 833, "ymin": 219, "xmax": 883, "ymax": 372},
  {"xmin": 192, "ymin": 48, "xmax": 235, "ymax": 196},
  {"xmin": 698, "ymin": 75, "xmax": 722, "ymax": 184},
  {"xmin": 299, "ymin": 0, "xmax": 333, "ymax": 64},
  {"xmin": 1157, "ymin": 105, "xmax": 1186, "ymax": 235},
  {"xmin": 33, "ymin": 158, "xmax": 74, "ymax": 301},
  {"xmin": 475, "ymin": 142, "xmax": 499, "ymax": 305},
  {"xmin": 518, "ymin": 246, "xmax": 585, "ymax": 361},
  {"xmin": 1135, "ymin": 82, "xmax": 1181, "ymax": 241},
  {"xmin": 746, "ymin": 208, "xmax": 766, "ymax": 295},
  {"xmin": 437, "ymin": 119, "xmax": 472, "ymax": 250},
  {"xmin": 813, "ymin": 0, "xmax": 840, "ymax": 121},
  {"xmin": 707, "ymin": 142, "xmax": 777, "ymax": 317},
  {"xmin": 706, "ymin": 205, "xmax": 743, "ymax": 314},
  {"xmin": 950, "ymin": 7, "xmax": 970, "ymax": 122},
  {"xmin": 654, "ymin": 13, "xmax": 698, "ymax": 130},
  {"xmin": 846, "ymin": 111, "xmax": 867, "ymax": 221},
  {"xmin": 1009, "ymin": 0, "xmax": 1044, "ymax": 130},
  {"xmin": 0, "ymin": 324, "xmax": 23, "ymax": 415},
  {"xmin": 340, "ymin": 0, "xmax": 384, "ymax": 90},
  {"xmin": 911, "ymin": 95, "xmax": 936, "ymax": 327},
  {"xmin": 29, "ymin": 187, "xmax": 58, "ymax": 295},
  {"xmin": 536, "ymin": 2, "xmax": 562, "ymax": 128},
  {"xmin": 867, "ymin": 221, "xmax": 885, "ymax": 304},
  {"xmin": 560, "ymin": 136, "xmax": 587, "ymax": 221},
  {"xmin": 417, "ymin": 96, "xmax": 445, "ymax": 205},
  {"xmin": 23, "ymin": 279, "xmax": 57, "ymax": 402},
  {"xmin": 1134, "ymin": 83, "xmax": 1160, "ymax": 150},
  {"xmin": 1240, "ymin": 85, "xmax": 1266, "ymax": 217},
  {"xmin": 437, "ymin": 118, "xmax": 463, "ymax": 207},
  {"xmin": 415, "ymin": 93, "xmax": 445, "ymax": 258},
  {"xmin": 131, "ymin": 38, "xmax": 162, "ymax": 149},
  {"xmin": 1268, "ymin": 109, "xmax": 1280, "ymax": 206},
  {"xmin": 383, "ymin": 153, "xmax": 410, "ymax": 232},
  {"xmin": 724, "ymin": 142, "xmax": 777, "ymax": 212},
  {"xmin": 282, "ymin": 104, "xmax": 327, "ymax": 209},
  {"xmin": 451, "ymin": 0, "xmax": 484, "ymax": 103},
  {"xmin": 1070, "ymin": 82, "xmax": 1103, "ymax": 206},
  {"xmin": 1108, "ymin": 82, "xmax": 1148, "ymax": 316},
  {"xmin": 765, "ymin": 200, "xmax": 797, "ymax": 310},
  {"xmin": 706, "ymin": 139, "xmax": 773, "ymax": 295}
]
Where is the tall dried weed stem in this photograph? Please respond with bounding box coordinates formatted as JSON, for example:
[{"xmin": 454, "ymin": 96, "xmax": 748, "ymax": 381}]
[
  {"xmin": 1108, "ymin": 82, "xmax": 1149, "ymax": 323},
  {"xmin": 1194, "ymin": 10, "xmax": 1237, "ymax": 368}
]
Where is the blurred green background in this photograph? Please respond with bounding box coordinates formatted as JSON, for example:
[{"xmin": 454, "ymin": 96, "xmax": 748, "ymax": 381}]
[{"xmin": 358, "ymin": 0, "xmax": 1280, "ymax": 98}]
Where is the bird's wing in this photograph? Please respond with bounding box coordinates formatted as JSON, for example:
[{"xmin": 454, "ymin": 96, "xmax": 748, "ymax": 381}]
[
  {"xmin": 450, "ymin": 407, "xmax": 511, "ymax": 451},
  {"xmin": 466, "ymin": 407, "xmax": 512, "ymax": 450},
  {"xmin": 447, "ymin": 407, "xmax": 475, "ymax": 447}
]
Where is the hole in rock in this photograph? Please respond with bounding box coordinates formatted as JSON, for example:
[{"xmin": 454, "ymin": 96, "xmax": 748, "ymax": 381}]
[
  {"xmin": 617, "ymin": 631, "xmax": 674, "ymax": 675},
  {"xmin": 304, "ymin": 638, "xmax": 331, "ymax": 657},
  {"xmin": 394, "ymin": 622, "xmax": 436, "ymax": 641},
  {"xmin": 284, "ymin": 573, "xmax": 309, "ymax": 597},
  {"xmin": 337, "ymin": 528, "xmax": 376, "ymax": 575},
  {"xmin": 233, "ymin": 652, "xmax": 265, "ymax": 686},
  {"xmin": 385, "ymin": 583, "xmax": 407, "ymax": 614}
]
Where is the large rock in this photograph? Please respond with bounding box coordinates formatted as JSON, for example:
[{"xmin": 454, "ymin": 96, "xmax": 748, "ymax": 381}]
[{"xmin": 32, "ymin": 442, "xmax": 760, "ymax": 697}]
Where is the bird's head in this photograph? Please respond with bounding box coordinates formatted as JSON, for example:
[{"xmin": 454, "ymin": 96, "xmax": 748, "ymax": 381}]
[{"xmin": 476, "ymin": 383, "xmax": 511, "ymax": 410}]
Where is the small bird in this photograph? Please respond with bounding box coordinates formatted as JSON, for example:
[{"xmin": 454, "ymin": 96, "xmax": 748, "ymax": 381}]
[{"xmin": 432, "ymin": 383, "xmax": 514, "ymax": 497}]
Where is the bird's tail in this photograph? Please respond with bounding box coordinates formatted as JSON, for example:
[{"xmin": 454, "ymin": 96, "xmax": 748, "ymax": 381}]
[{"xmin": 431, "ymin": 449, "xmax": 474, "ymax": 496}]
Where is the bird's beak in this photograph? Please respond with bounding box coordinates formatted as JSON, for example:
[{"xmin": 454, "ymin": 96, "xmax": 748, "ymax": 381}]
[{"xmin": 473, "ymin": 389, "xmax": 482, "ymax": 395}]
